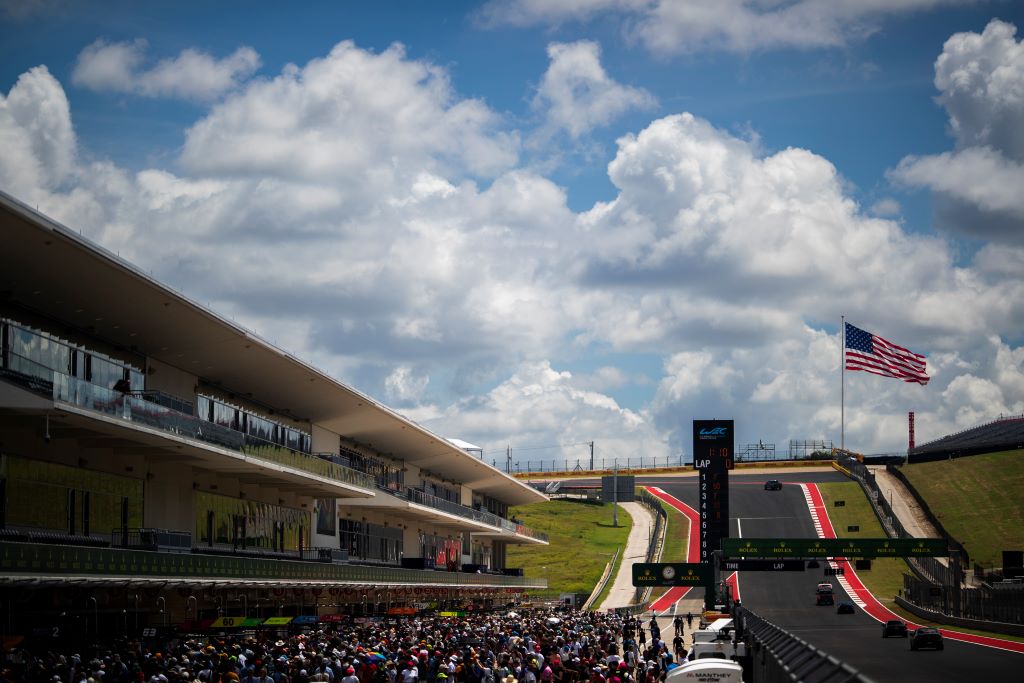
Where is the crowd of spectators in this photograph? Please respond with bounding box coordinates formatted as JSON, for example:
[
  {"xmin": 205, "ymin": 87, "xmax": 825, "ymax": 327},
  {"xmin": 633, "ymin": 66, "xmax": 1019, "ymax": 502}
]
[{"xmin": 2, "ymin": 608, "xmax": 683, "ymax": 683}]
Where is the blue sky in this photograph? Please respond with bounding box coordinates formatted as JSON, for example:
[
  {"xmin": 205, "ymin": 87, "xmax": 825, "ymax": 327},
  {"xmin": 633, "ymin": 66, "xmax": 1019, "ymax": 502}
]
[{"xmin": 2, "ymin": 1, "xmax": 1023, "ymax": 463}]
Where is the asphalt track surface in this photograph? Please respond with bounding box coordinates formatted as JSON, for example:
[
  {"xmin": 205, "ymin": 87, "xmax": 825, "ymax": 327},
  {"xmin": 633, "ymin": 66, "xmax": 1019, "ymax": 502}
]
[{"xmin": 641, "ymin": 472, "xmax": 1023, "ymax": 683}]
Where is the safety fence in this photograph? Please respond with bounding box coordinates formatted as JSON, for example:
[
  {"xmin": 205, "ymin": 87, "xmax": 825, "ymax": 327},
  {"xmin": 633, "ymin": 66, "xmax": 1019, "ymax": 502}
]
[
  {"xmin": 901, "ymin": 574, "xmax": 1024, "ymax": 626},
  {"xmin": 500, "ymin": 452, "xmax": 855, "ymax": 475},
  {"xmin": 839, "ymin": 457, "xmax": 1024, "ymax": 626},
  {"xmin": 739, "ymin": 608, "xmax": 878, "ymax": 683},
  {"xmin": 497, "ymin": 456, "xmax": 687, "ymax": 474},
  {"xmin": 836, "ymin": 456, "xmax": 961, "ymax": 587}
]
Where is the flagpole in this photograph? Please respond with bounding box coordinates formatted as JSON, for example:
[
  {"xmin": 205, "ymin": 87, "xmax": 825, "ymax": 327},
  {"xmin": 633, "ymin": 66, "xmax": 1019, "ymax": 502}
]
[{"xmin": 841, "ymin": 315, "xmax": 845, "ymax": 451}]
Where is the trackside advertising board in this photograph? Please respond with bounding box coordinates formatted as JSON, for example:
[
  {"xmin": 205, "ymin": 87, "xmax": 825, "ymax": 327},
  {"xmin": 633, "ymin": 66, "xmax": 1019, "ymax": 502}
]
[
  {"xmin": 632, "ymin": 562, "xmax": 708, "ymax": 587},
  {"xmin": 721, "ymin": 538, "xmax": 948, "ymax": 558}
]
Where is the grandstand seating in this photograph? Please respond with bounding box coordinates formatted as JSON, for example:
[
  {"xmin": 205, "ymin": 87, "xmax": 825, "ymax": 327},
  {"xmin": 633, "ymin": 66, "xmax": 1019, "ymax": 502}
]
[{"xmin": 909, "ymin": 416, "xmax": 1024, "ymax": 463}]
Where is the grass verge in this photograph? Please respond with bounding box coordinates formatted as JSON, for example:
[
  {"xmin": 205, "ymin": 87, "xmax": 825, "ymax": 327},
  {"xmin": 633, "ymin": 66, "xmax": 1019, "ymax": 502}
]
[
  {"xmin": 900, "ymin": 450, "xmax": 1024, "ymax": 568},
  {"xmin": 506, "ymin": 499, "xmax": 630, "ymax": 599}
]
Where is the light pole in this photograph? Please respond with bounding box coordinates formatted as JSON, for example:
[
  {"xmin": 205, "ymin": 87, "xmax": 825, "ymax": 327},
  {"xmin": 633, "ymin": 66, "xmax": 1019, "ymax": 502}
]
[{"xmin": 612, "ymin": 460, "xmax": 619, "ymax": 527}]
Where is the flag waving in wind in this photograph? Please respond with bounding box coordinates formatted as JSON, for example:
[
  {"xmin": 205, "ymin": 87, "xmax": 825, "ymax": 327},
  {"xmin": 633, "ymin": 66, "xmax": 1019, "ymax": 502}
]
[{"xmin": 845, "ymin": 322, "xmax": 929, "ymax": 385}]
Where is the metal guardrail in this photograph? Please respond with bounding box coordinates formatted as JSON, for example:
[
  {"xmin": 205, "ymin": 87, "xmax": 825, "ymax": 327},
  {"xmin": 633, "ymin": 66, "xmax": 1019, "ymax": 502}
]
[
  {"xmin": 740, "ymin": 608, "xmax": 878, "ymax": 683},
  {"xmin": 390, "ymin": 486, "xmax": 547, "ymax": 542},
  {"xmin": 837, "ymin": 456, "xmax": 958, "ymax": 587},
  {"xmin": 111, "ymin": 527, "xmax": 192, "ymax": 552},
  {"xmin": 635, "ymin": 489, "xmax": 667, "ymax": 604},
  {"xmin": 582, "ymin": 547, "xmax": 619, "ymax": 611}
]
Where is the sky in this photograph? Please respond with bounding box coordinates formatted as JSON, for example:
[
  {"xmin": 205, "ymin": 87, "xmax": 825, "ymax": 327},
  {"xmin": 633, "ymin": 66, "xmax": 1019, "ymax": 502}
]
[{"xmin": 2, "ymin": 0, "xmax": 1023, "ymax": 467}]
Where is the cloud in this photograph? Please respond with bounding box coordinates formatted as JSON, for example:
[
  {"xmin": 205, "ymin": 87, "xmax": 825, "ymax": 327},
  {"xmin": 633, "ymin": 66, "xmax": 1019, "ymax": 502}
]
[
  {"xmin": 385, "ymin": 366, "xmax": 430, "ymax": 404},
  {"xmin": 933, "ymin": 19, "xmax": 1024, "ymax": 160},
  {"xmin": 180, "ymin": 41, "xmax": 518, "ymax": 184},
  {"xmin": 0, "ymin": 66, "xmax": 75, "ymax": 201},
  {"xmin": 869, "ymin": 198, "xmax": 901, "ymax": 217},
  {"xmin": 4, "ymin": 34, "xmax": 1023, "ymax": 460},
  {"xmin": 891, "ymin": 19, "xmax": 1024, "ymax": 238},
  {"xmin": 424, "ymin": 360, "xmax": 666, "ymax": 464},
  {"xmin": 532, "ymin": 40, "xmax": 655, "ymax": 139},
  {"xmin": 478, "ymin": 0, "xmax": 977, "ymax": 54},
  {"xmin": 893, "ymin": 147, "xmax": 1024, "ymax": 222},
  {"xmin": 72, "ymin": 39, "xmax": 260, "ymax": 101}
]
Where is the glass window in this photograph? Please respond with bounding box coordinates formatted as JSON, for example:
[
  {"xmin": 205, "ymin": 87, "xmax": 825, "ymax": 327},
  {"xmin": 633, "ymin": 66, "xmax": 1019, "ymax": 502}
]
[
  {"xmin": 0, "ymin": 454, "xmax": 142, "ymax": 536},
  {"xmin": 194, "ymin": 490, "xmax": 309, "ymax": 552}
]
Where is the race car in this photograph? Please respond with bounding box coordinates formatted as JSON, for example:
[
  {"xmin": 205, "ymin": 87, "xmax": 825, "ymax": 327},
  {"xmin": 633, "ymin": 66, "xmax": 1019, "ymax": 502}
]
[
  {"xmin": 882, "ymin": 619, "xmax": 909, "ymax": 637},
  {"xmin": 909, "ymin": 627, "xmax": 944, "ymax": 651},
  {"xmin": 815, "ymin": 582, "xmax": 835, "ymax": 606}
]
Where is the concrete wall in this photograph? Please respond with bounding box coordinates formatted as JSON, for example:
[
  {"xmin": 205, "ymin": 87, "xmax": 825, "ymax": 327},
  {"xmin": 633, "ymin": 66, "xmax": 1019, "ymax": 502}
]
[{"xmin": 895, "ymin": 596, "xmax": 1024, "ymax": 636}]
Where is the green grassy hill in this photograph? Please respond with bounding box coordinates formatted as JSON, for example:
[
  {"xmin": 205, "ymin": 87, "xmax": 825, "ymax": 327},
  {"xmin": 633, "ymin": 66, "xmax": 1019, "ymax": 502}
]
[
  {"xmin": 900, "ymin": 449, "xmax": 1024, "ymax": 568},
  {"xmin": 506, "ymin": 499, "xmax": 630, "ymax": 598}
]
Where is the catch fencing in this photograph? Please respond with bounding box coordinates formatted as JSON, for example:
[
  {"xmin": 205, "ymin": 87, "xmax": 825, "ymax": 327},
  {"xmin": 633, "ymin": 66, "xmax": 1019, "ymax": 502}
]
[
  {"xmin": 840, "ymin": 456, "xmax": 1024, "ymax": 625},
  {"xmin": 498, "ymin": 451, "xmax": 839, "ymax": 474},
  {"xmin": 496, "ymin": 456, "xmax": 687, "ymax": 474},
  {"xmin": 837, "ymin": 456, "xmax": 961, "ymax": 587}
]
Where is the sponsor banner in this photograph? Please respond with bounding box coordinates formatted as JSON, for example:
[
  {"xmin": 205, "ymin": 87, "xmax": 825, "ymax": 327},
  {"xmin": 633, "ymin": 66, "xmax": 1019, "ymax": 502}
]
[
  {"xmin": 632, "ymin": 562, "xmax": 707, "ymax": 587},
  {"xmin": 293, "ymin": 615, "xmax": 318, "ymax": 625},
  {"xmin": 721, "ymin": 537, "xmax": 947, "ymax": 558},
  {"xmin": 262, "ymin": 617, "xmax": 293, "ymax": 625},
  {"xmin": 320, "ymin": 614, "xmax": 344, "ymax": 622},
  {"xmin": 387, "ymin": 607, "xmax": 417, "ymax": 615}
]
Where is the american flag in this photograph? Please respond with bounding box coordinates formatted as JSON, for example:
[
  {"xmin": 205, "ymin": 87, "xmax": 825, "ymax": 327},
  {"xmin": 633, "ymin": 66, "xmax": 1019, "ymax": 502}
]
[{"xmin": 845, "ymin": 322, "xmax": 929, "ymax": 385}]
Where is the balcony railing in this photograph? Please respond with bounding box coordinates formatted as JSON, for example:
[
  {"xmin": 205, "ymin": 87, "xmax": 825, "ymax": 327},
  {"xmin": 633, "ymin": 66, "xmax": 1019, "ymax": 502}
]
[
  {"xmin": 383, "ymin": 485, "xmax": 548, "ymax": 542},
  {"xmin": 1, "ymin": 352, "xmax": 547, "ymax": 542},
  {"xmin": 2, "ymin": 352, "xmax": 376, "ymax": 490}
]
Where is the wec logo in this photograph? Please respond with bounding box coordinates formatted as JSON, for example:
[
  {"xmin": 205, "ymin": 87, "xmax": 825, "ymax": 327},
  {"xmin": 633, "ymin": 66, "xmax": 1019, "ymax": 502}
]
[{"xmin": 699, "ymin": 427, "xmax": 728, "ymax": 437}]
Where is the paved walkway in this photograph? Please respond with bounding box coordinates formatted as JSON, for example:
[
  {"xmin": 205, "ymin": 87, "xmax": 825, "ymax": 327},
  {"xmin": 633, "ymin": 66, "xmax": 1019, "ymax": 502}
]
[
  {"xmin": 868, "ymin": 466, "xmax": 940, "ymax": 538},
  {"xmin": 597, "ymin": 502, "xmax": 654, "ymax": 611}
]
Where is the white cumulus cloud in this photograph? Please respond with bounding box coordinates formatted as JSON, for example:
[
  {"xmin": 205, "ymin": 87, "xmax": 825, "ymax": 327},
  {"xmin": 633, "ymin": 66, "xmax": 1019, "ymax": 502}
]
[
  {"xmin": 0, "ymin": 66, "xmax": 76, "ymax": 201},
  {"xmin": 891, "ymin": 19, "xmax": 1024, "ymax": 238},
  {"xmin": 533, "ymin": 40, "xmax": 655, "ymax": 139},
  {"xmin": 179, "ymin": 41, "xmax": 518, "ymax": 184},
  {"xmin": 72, "ymin": 39, "xmax": 261, "ymax": 101}
]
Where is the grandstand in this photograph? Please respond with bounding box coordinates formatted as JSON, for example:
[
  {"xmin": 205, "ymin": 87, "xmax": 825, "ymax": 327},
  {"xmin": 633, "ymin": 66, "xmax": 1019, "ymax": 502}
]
[
  {"xmin": 909, "ymin": 415, "xmax": 1024, "ymax": 463},
  {"xmin": 0, "ymin": 190, "xmax": 548, "ymax": 638}
]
